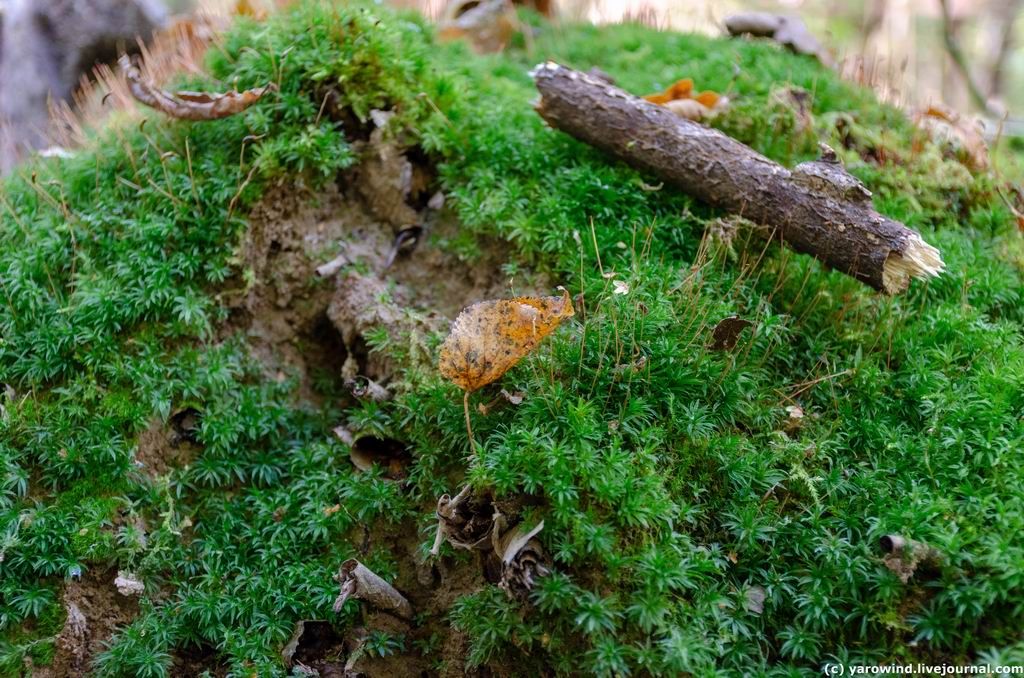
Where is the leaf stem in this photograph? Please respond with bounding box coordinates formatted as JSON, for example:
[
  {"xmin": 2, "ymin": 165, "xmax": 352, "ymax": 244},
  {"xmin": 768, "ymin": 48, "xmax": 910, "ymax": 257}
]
[{"xmin": 463, "ymin": 391, "xmax": 477, "ymax": 458}]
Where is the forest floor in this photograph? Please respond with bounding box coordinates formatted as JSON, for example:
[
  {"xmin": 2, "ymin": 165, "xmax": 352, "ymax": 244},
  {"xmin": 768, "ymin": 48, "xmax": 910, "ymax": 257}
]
[{"xmin": 1, "ymin": 2, "xmax": 1023, "ymax": 676}]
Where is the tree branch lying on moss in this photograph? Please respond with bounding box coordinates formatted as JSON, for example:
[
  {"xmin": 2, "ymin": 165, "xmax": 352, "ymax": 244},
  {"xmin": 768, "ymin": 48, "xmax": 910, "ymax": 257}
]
[{"xmin": 530, "ymin": 62, "xmax": 944, "ymax": 294}]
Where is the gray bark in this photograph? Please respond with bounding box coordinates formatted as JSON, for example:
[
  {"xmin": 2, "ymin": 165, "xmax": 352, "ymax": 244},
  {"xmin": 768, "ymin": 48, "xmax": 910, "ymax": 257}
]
[
  {"xmin": 0, "ymin": 0, "xmax": 166, "ymax": 171},
  {"xmin": 530, "ymin": 62, "xmax": 944, "ymax": 294}
]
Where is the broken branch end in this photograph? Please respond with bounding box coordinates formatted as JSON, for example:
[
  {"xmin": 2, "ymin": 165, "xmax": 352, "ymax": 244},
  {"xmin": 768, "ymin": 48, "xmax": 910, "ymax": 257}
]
[{"xmin": 882, "ymin": 234, "xmax": 945, "ymax": 294}]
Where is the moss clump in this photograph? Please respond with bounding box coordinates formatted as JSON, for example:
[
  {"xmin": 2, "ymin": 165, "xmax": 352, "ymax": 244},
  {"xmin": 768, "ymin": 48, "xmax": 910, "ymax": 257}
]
[{"xmin": 2, "ymin": 2, "xmax": 1023, "ymax": 676}]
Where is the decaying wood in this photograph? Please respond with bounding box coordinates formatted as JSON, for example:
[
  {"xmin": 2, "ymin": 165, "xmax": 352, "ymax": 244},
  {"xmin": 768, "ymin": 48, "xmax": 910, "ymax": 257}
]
[
  {"xmin": 530, "ymin": 63, "xmax": 944, "ymax": 294},
  {"xmin": 120, "ymin": 54, "xmax": 273, "ymax": 120},
  {"xmin": 333, "ymin": 559, "xmax": 413, "ymax": 619}
]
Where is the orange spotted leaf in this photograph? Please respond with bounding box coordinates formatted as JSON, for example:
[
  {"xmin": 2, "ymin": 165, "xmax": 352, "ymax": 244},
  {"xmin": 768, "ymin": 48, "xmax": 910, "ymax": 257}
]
[
  {"xmin": 644, "ymin": 78, "xmax": 693, "ymax": 104},
  {"xmin": 693, "ymin": 90, "xmax": 720, "ymax": 108},
  {"xmin": 439, "ymin": 289, "xmax": 575, "ymax": 392},
  {"xmin": 643, "ymin": 77, "xmax": 724, "ymax": 120}
]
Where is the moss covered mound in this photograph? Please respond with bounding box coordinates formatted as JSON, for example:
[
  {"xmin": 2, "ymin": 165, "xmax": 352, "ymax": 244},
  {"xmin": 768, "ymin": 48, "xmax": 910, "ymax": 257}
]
[{"xmin": 1, "ymin": 2, "xmax": 1022, "ymax": 676}]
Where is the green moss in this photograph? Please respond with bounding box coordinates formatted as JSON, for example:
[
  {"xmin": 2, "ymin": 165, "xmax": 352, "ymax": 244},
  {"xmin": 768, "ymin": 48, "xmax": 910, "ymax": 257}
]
[{"xmin": 2, "ymin": 2, "xmax": 1023, "ymax": 676}]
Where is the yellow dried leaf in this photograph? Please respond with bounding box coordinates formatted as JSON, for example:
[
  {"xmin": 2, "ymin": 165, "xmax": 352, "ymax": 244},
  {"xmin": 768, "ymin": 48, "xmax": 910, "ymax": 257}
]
[
  {"xmin": 643, "ymin": 77, "xmax": 725, "ymax": 120},
  {"xmin": 234, "ymin": 0, "xmax": 267, "ymax": 18},
  {"xmin": 439, "ymin": 289, "xmax": 575, "ymax": 392},
  {"xmin": 643, "ymin": 78, "xmax": 693, "ymax": 104}
]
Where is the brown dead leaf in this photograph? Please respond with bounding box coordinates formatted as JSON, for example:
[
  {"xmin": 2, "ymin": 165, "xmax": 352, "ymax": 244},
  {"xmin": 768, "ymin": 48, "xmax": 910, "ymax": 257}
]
[
  {"xmin": 644, "ymin": 78, "xmax": 693, "ymax": 105},
  {"xmin": 439, "ymin": 288, "xmax": 575, "ymax": 392},
  {"xmin": 693, "ymin": 90, "xmax": 721, "ymax": 108},
  {"xmin": 710, "ymin": 315, "xmax": 753, "ymax": 351},
  {"xmin": 119, "ymin": 54, "xmax": 273, "ymax": 121}
]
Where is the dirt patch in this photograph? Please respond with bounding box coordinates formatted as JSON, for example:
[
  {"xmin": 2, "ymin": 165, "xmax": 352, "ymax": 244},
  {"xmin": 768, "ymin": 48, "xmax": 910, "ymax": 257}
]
[
  {"xmin": 32, "ymin": 568, "xmax": 141, "ymax": 678},
  {"xmin": 171, "ymin": 641, "xmax": 230, "ymax": 678},
  {"xmin": 134, "ymin": 413, "xmax": 200, "ymax": 477},
  {"xmin": 338, "ymin": 517, "xmax": 489, "ymax": 678},
  {"xmin": 225, "ymin": 174, "xmax": 517, "ymax": 404}
]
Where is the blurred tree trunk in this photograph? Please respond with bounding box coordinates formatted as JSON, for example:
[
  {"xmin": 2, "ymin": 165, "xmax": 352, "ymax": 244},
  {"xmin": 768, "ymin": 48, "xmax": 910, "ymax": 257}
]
[
  {"xmin": 939, "ymin": 0, "xmax": 993, "ymax": 113},
  {"xmin": 985, "ymin": 0, "xmax": 1022, "ymax": 99}
]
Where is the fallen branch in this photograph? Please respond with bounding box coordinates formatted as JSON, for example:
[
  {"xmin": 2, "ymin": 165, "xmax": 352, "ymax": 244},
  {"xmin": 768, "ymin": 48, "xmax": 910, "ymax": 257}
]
[
  {"xmin": 530, "ymin": 63, "xmax": 944, "ymax": 294},
  {"xmin": 333, "ymin": 559, "xmax": 413, "ymax": 619}
]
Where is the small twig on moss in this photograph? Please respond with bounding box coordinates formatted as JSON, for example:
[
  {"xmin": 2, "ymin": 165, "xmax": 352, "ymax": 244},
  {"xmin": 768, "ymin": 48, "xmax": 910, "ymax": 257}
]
[
  {"xmin": 316, "ymin": 253, "xmax": 349, "ymax": 277},
  {"xmin": 531, "ymin": 63, "xmax": 944, "ymax": 294}
]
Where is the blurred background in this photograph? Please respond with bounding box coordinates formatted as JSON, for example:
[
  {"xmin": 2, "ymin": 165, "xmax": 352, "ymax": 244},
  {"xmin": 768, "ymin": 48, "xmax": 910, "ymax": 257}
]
[
  {"xmin": 190, "ymin": 0, "xmax": 1023, "ymax": 120},
  {"xmin": 0, "ymin": 0, "xmax": 1019, "ymax": 172}
]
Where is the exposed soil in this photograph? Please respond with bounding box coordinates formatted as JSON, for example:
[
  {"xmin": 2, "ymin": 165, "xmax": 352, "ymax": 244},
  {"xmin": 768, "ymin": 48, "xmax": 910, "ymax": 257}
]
[
  {"xmin": 223, "ymin": 173, "xmax": 516, "ymax": 407},
  {"xmin": 134, "ymin": 412, "xmax": 201, "ymax": 478},
  {"xmin": 340, "ymin": 517, "xmax": 491, "ymax": 677},
  {"xmin": 171, "ymin": 641, "xmax": 231, "ymax": 677},
  {"xmin": 31, "ymin": 568, "xmax": 141, "ymax": 678}
]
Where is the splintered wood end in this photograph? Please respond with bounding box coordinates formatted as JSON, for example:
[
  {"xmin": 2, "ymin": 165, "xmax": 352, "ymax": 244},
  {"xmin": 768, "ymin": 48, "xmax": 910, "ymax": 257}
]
[{"xmin": 882, "ymin": 234, "xmax": 945, "ymax": 294}]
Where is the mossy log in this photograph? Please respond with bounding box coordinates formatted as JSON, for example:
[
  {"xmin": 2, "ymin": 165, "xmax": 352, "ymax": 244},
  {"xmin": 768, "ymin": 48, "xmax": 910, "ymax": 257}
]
[{"xmin": 530, "ymin": 62, "xmax": 944, "ymax": 294}]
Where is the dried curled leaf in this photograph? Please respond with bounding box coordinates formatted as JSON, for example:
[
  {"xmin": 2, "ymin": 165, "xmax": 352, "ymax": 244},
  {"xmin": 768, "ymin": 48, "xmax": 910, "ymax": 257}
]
[
  {"xmin": 491, "ymin": 513, "xmax": 550, "ymax": 600},
  {"xmin": 439, "ymin": 288, "xmax": 574, "ymax": 392},
  {"xmin": 913, "ymin": 104, "xmax": 989, "ymax": 171},
  {"xmin": 119, "ymin": 55, "xmax": 273, "ymax": 121},
  {"xmin": 643, "ymin": 78, "xmax": 726, "ymax": 121},
  {"xmin": 430, "ymin": 485, "xmax": 495, "ymax": 555}
]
